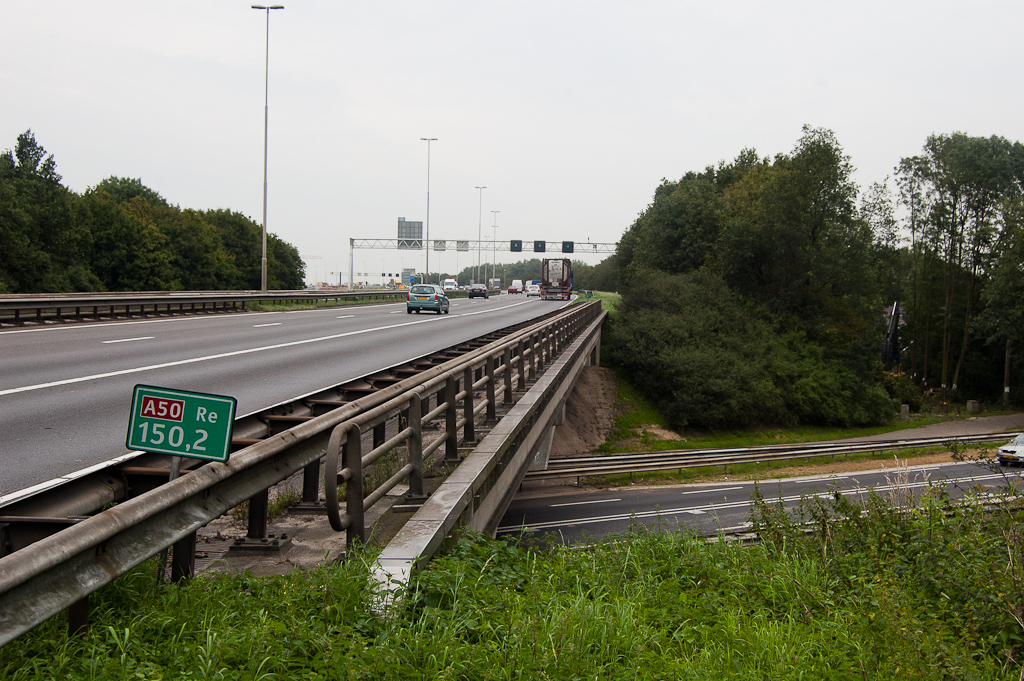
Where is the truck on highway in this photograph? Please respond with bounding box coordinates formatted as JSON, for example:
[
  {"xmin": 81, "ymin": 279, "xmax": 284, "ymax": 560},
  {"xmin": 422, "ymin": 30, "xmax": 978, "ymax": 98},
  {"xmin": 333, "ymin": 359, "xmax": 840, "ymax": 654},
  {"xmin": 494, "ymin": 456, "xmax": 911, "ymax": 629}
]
[{"xmin": 541, "ymin": 258, "xmax": 572, "ymax": 300}]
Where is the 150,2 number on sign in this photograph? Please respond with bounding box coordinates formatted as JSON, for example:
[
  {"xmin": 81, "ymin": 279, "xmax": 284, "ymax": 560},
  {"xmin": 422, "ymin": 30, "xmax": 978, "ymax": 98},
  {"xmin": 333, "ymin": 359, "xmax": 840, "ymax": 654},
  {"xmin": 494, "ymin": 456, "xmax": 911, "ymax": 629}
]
[{"xmin": 126, "ymin": 385, "xmax": 237, "ymax": 462}]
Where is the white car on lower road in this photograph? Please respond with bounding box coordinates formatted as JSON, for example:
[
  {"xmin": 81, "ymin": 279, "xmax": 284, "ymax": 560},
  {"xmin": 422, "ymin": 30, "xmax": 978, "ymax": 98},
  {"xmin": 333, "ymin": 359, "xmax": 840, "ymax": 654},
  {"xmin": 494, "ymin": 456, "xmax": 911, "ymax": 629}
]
[
  {"xmin": 998, "ymin": 434, "xmax": 1024, "ymax": 466},
  {"xmin": 526, "ymin": 284, "xmax": 541, "ymax": 296}
]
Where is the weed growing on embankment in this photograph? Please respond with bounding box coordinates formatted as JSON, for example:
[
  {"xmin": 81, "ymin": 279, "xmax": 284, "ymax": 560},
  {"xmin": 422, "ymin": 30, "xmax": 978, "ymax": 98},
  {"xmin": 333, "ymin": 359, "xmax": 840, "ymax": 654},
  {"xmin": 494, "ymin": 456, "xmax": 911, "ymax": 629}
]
[{"xmin": 3, "ymin": 485, "xmax": 1024, "ymax": 678}]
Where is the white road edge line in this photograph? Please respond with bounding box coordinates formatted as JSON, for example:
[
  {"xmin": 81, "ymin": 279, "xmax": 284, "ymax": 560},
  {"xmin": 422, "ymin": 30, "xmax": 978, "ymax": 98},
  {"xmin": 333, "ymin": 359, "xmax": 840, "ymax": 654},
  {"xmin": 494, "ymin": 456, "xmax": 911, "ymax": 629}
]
[
  {"xmin": 681, "ymin": 486, "xmax": 743, "ymax": 495},
  {"xmin": 550, "ymin": 498, "xmax": 622, "ymax": 508},
  {"xmin": 101, "ymin": 337, "xmax": 155, "ymax": 344}
]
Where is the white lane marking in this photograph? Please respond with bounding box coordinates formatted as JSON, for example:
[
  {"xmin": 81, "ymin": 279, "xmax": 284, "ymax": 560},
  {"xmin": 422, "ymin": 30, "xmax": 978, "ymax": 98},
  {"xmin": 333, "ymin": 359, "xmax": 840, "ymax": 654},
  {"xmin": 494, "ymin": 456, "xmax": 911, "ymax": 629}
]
[
  {"xmin": 389, "ymin": 310, "xmax": 404, "ymax": 314},
  {"xmin": 550, "ymin": 498, "xmax": 622, "ymax": 508},
  {"xmin": 457, "ymin": 300, "xmax": 532, "ymax": 317},
  {"xmin": 101, "ymin": 337, "xmax": 154, "ymax": 344},
  {"xmin": 253, "ymin": 323, "xmax": 282, "ymax": 328},
  {"xmin": 0, "ymin": 314, "xmax": 455, "ymax": 397},
  {"xmin": 336, "ymin": 315, "xmax": 354, "ymax": 319},
  {"xmin": 681, "ymin": 486, "xmax": 742, "ymax": 495}
]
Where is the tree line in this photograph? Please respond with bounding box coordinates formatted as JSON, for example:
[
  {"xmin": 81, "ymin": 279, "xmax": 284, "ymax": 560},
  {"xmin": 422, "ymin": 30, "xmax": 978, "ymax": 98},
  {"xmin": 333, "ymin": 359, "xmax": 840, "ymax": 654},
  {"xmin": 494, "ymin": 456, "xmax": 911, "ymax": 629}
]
[
  {"xmin": 0, "ymin": 130, "xmax": 305, "ymax": 293},
  {"xmin": 607, "ymin": 125, "xmax": 1024, "ymax": 430}
]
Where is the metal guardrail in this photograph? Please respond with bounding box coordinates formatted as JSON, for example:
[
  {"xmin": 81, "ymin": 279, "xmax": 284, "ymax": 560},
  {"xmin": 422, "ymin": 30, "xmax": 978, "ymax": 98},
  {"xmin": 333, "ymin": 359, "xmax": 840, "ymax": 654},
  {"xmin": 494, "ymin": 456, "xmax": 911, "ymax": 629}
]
[
  {"xmin": 373, "ymin": 304, "xmax": 608, "ymax": 595},
  {"xmin": 320, "ymin": 304, "xmax": 591, "ymax": 546},
  {"xmin": 0, "ymin": 289, "xmax": 418, "ymax": 326},
  {"xmin": 0, "ymin": 301, "xmax": 602, "ymax": 646},
  {"xmin": 526, "ymin": 433, "xmax": 1015, "ymax": 480}
]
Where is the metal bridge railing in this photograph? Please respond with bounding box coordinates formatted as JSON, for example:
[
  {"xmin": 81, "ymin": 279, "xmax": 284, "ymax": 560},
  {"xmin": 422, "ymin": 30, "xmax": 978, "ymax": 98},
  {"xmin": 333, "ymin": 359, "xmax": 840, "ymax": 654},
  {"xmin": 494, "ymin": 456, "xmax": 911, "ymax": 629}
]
[{"xmin": 319, "ymin": 299, "xmax": 600, "ymax": 547}]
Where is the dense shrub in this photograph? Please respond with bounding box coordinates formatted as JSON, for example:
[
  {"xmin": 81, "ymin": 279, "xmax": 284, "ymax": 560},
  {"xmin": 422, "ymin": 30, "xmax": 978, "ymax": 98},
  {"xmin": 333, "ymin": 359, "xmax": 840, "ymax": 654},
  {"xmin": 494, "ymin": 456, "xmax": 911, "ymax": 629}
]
[
  {"xmin": 881, "ymin": 371, "xmax": 923, "ymax": 411},
  {"xmin": 611, "ymin": 268, "xmax": 896, "ymax": 430}
]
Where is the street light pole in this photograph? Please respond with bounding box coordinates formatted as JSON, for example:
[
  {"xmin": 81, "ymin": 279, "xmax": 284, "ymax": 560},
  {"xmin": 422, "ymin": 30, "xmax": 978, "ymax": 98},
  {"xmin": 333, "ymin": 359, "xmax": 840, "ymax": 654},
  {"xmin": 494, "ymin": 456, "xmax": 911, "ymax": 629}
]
[
  {"xmin": 474, "ymin": 186, "xmax": 486, "ymax": 284},
  {"xmin": 492, "ymin": 223, "xmax": 498, "ymax": 285},
  {"xmin": 421, "ymin": 138, "xmax": 437, "ymax": 284},
  {"xmin": 252, "ymin": 4, "xmax": 284, "ymax": 293},
  {"xmin": 491, "ymin": 210, "xmax": 499, "ymax": 286}
]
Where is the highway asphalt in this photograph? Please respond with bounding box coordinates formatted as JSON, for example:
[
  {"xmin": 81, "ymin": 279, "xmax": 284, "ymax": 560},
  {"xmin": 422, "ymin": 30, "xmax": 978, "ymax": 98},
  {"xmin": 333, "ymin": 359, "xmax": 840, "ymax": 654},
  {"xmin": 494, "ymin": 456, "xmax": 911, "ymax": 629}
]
[
  {"xmin": 498, "ymin": 414, "xmax": 1024, "ymax": 545},
  {"xmin": 498, "ymin": 460, "xmax": 1024, "ymax": 544},
  {"xmin": 0, "ymin": 294, "xmax": 563, "ymax": 496}
]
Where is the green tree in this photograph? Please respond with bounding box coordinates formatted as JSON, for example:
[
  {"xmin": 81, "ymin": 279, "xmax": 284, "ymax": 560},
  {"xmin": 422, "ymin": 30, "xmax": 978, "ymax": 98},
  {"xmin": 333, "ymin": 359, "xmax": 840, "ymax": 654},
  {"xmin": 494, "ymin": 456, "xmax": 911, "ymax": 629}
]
[
  {"xmin": 979, "ymin": 200, "xmax": 1024, "ymax": 406},
  {"xmin": 93, "ymin": 176, "xmax": 169, "ymax": 207},
  {"xmin": 202, "ymin": 210, "xmax": 263, "ymax": 289},
  {"xmin": 267, "ymin": 234, "xmax": 305, "ymax": 290},
  {"xmin": 910, "ymin": 133, "xmax": 1019, "ymax": 397},
  {"xmin": 81, "ymin": 192, "xmax": 174, "ymax": 291},
  {"xmin": 718, "ymin": 127, "xmax": 877, "ymax": 358},
  {"xmin": 0, "ymin": 130, "xmax": 95, "ymax": 292}
]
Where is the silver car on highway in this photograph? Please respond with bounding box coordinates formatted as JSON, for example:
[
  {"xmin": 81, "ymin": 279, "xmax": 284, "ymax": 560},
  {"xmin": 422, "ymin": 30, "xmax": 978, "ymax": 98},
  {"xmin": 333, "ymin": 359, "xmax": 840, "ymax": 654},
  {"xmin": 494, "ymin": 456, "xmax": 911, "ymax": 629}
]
[{"xmin": 406, "ymin": 284, "xmax": 450, "ymax": 314}]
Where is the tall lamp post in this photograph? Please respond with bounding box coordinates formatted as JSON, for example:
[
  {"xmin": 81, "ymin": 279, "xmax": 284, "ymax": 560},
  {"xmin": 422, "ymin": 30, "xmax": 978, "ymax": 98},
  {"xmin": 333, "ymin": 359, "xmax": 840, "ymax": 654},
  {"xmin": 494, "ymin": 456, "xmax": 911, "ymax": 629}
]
[
  {"xmin": 421, "ymin": 138, "xmax": 437, "ymax": 284},
  {"xmin": 252, "ymin": 4, "xmax": 284, "ymax": 293},
  {"xmin": 491, "ymin": 210, "xmax": 499, "ymax": 286},
  {"xmin": 474, "ymin": 186, "xmax": 486, "ymax": 284}
]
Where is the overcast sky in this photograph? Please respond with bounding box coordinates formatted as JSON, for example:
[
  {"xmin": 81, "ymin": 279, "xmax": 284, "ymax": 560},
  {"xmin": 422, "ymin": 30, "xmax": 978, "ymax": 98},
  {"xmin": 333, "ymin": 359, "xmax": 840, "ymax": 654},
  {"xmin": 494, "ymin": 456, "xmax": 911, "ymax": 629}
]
[{"xmin": 3, "ymin": 1, "xmax": 1022, "ymax": 285}]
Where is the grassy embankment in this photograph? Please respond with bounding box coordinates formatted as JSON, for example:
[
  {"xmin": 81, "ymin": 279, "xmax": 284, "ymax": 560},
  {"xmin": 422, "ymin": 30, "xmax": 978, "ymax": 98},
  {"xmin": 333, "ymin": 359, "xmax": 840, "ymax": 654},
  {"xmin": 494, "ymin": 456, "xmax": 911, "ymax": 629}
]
[{"xmin": 3, "ymin": 483, "xmax": 1023, "ymax": 679}]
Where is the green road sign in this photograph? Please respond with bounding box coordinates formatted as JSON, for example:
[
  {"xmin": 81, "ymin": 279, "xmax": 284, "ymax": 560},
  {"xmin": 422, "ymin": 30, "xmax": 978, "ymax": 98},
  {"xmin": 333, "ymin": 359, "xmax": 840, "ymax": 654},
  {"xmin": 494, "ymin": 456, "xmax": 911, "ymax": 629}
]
[{"xmin": 126, "ymin": 385, "xmax": 237, "ymax": 462}]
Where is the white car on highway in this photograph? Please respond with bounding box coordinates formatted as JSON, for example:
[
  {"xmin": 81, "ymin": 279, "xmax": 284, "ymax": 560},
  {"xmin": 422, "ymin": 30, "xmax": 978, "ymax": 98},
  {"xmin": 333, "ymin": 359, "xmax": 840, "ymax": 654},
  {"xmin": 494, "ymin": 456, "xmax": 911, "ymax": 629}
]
[
  {"xmin": 525, "ymin": 284, "xmax": 541, "ymax": 296},
  {"xmin": 998, "ymin": 434, "xmax": 1024, "ymax": 466}
]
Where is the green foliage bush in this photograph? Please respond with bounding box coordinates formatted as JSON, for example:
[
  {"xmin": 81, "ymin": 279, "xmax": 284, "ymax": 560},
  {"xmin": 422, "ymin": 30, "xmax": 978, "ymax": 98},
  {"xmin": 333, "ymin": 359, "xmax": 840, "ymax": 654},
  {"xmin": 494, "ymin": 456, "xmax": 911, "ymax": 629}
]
[
  {"xmin": 611, "ymin": 268, "xmax": 895, "ymax": 430},
  {"xmin": 881, "ymin": 371, "xmax": 923, "ymax": 411}
]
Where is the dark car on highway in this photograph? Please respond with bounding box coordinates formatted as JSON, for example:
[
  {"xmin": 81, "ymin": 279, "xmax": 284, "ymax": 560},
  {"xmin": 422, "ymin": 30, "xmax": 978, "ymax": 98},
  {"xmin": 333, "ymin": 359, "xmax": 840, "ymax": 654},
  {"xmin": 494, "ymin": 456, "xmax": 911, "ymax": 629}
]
[
  {"xmin": 468, "ymin": 284, "xmax": 489, "ymax": 299},
  {"xmin": 406, "ymin": 284, "xmax": 450, "ymax": 314}
]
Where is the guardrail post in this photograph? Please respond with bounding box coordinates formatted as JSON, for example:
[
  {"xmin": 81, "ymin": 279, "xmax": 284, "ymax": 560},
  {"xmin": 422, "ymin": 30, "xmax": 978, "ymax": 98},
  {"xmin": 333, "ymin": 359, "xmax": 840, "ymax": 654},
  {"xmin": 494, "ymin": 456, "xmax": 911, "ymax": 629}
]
[
  {"xmin": 345, "ymin": 430, "xmax": 364, "ymax": 547},
  {"xmin": 532, "ymin": 331, "xmax": 540, "ymax": 378},
  {"xmin": 445, "ymin": 375, "xmax": 459, "ymax": 462},
  {"xmin": 503, "ymin": 346, "xmax": 514, "ymax": 406},
  {"xmin": 247, "ymin": 489, "xmax": 269, "ymax": 540},
  {"xmin": 373, "ymin": 422, "xmax": 386, "ymax": 451},
  {"xmin": 408, "ymin": 394, "xmax": 424, "ymax": 498},
  {"xmin": 486, "ymin": 355, "xmax": 497, "ymax": 423},
  {"xmin": 301, "ymin": 462, "xmax": 320, "ymax": 504},
  {"xmin": 68, "ymin": 597, "xmax": 89, "ymax": 637},
  {"xmin": 463, "ymin": 367, "xmax": 476, "ymax": 443},
  {"xmin": 517, "ymin": 339, "xmax": 527, "ymax": 390},
  {"xmin": 171, "ymin": 532, "xmax": 197, "ymax": 582}
]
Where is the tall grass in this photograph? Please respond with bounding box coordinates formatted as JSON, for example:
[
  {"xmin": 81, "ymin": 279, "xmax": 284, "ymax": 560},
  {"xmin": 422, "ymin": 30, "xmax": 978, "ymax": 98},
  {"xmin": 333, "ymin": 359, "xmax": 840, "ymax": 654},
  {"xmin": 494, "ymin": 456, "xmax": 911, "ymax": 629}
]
[{"xmin": 4, "ymin": 484, "xmax": 1023, "ymax": 679}]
